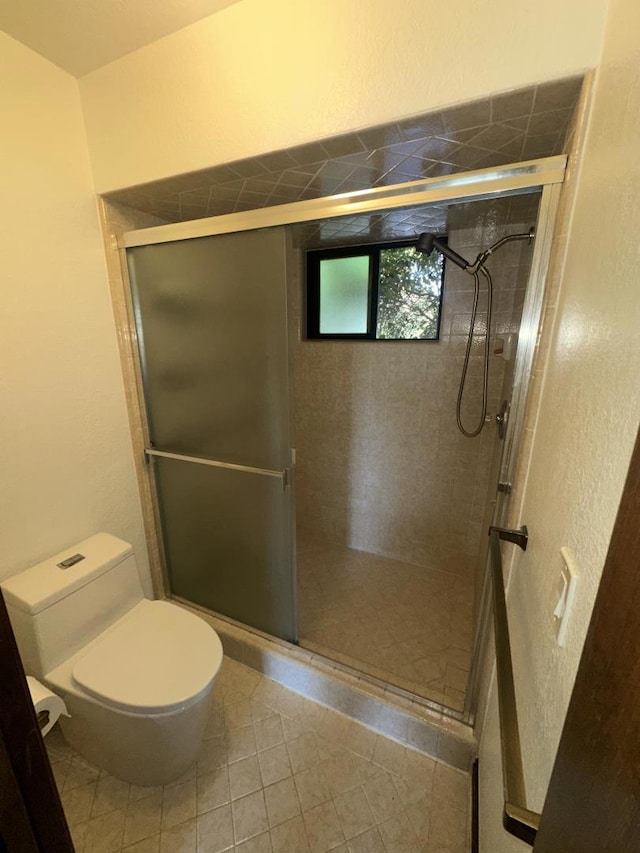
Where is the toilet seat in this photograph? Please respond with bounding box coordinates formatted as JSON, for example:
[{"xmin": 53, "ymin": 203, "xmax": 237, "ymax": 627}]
[{"xmin": 71, "ymin": 600, "xmax": 223, "ymax": 715}]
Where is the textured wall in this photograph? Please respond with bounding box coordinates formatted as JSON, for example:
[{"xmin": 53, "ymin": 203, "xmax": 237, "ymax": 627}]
[
  {"xmin": 479, "ymin": 0, "xmax": 640, "ymax": 848},
  {"xmin": 293, "ymin": 199, "xmax": 534, "ymax": 582},
  {"xmin": 0, "ymin": 33, "xmax": 150, "ymax": 590},
  {"xmin": 78, "ymin": 0, "xmax": 608, "ymax": 192}
]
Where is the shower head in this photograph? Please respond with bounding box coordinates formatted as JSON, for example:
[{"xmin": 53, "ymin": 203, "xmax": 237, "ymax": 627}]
[{"xmin": 415, "ymin": 233, "xmax": 471, "ymax": 271}]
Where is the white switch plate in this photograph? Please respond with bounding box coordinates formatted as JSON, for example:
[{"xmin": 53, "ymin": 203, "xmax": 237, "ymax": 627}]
[{"xmin": 554, "ymin": 547, "xmax": 579, "ymax": 646}]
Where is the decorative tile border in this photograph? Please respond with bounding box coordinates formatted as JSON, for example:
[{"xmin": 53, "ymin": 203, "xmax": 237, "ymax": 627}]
[{"xmin": 105, "ymin": 77, "xmax": 583, "ymax": 229}]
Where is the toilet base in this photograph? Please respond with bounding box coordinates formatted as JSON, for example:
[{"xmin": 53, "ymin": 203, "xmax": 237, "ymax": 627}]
[{"xmin": 54, "ymin": 680, "xmax": 213, "ymax": 786}]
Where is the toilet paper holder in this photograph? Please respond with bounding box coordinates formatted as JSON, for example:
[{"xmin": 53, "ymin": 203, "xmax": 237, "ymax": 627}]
[
  {"xmin": 36, "ymin": 709, "xmax": 50, "ymax": 732},
  {"xmin": 25, "ymin": 677, "xmax": 68, "ymax": 737}
]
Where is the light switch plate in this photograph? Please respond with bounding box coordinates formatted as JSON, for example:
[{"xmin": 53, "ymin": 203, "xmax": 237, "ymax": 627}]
[{"xmin": 554, "ymin": 547, "xmax": 579, "ymax": 646}]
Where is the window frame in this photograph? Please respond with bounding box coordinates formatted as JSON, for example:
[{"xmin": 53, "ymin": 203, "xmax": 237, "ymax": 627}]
[{"xmin": 305, "ymin": 238, "xmax": 445, "ymax": 342}]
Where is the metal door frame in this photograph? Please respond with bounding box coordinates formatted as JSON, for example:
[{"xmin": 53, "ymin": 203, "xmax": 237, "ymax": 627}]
[
  {"xmin": 121, "ymin": 156, "xmax": 566, "ymax": 249},
  {"xmin": 122, "ymin": 156, "xmax": 565, "ymax": 722},
  {"xmin": 463, "ymin": 181, "xmax": 562, "ymax": 723}
]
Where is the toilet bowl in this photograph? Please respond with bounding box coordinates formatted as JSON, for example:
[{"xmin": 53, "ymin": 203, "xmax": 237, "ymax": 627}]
[{"xmin": 1, "ymin": 533, "xmax": 223, "ymax": 786}]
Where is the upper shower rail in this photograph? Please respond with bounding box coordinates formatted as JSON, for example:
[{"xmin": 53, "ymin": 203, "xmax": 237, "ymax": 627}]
[
  {"xmin": 488, "ymin": 524, "xmax": 541, "ymax": 846},
  {"xmin": 120, "ymin": 156, "xmax": 567, "ymax": 249}
]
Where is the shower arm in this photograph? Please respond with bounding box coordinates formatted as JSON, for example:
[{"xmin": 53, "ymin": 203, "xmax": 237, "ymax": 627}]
[
  {"xmin": 466, "ymin": 227, "xmax": 535, "ymax": 274},
  {"xmin": 414, "ymin": 224, "xmax": 536, "ymax": 439}
]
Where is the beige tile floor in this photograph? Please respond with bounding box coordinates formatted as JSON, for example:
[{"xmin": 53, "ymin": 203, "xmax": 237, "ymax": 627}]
[
  {"xmin": 49, "ymin": 657, "xmax": 470, "ymax": 853},
  {"xmin": 296, "ymin": 534, "xmax": 475, "ymax": 712}
]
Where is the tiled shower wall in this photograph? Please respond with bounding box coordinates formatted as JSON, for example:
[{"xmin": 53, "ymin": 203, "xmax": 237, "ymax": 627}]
[{"xmin": 293, "ymin": 201, "xmax": 535, "ymax": 581}]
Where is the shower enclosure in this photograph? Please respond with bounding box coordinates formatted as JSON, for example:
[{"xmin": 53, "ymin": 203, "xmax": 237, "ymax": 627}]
[
  {"xmin": 122, "ymin": 157, "xmax": 564, "ymax": 719},
  {"xmin": 290, "ymin": 194, "xmax": 541, "ymax": 711}
]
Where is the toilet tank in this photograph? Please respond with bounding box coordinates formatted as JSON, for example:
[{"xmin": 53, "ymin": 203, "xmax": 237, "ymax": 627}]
[{"xmin": 1, "ymin": 533, "xmax": 145, "ymax": 677}]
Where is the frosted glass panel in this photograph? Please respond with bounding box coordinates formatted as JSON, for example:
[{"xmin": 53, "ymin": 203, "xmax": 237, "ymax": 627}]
[
  {"xmin": 319, "ymin": 256, "xmax": 370, "ymax": 333},
  {"xmin": 128, "ymin": 229, "xmax": 290, "ymax": 471},
  {"xmin": 155, "ymin": 457, "xmax": 295, "ymax": 641},
  {"xmin": 126, "ymin": 227, "xmax": 296, "ymax": 642}
]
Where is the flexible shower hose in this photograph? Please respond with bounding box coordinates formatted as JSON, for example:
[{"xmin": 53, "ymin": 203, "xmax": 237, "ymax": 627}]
[{"xmin": 456, "ymin": 266, "xmax": 493, "ymax": 438}]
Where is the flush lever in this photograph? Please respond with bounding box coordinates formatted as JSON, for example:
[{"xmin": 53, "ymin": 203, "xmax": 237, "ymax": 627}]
[{"xmin": 57, "ymin": 553, "xmax": 85, "ymax": 569}]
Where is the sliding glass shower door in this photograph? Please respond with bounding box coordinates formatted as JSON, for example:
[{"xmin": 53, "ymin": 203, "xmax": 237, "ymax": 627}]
[{"xmin": 127, "ymin": 227, "xmax": 296, "ymax": 641}]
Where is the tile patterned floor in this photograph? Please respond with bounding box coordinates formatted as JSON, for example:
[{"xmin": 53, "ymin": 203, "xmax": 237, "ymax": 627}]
[
  {"xmin": 49, "ymin": 657, "xmax": 470, "ymax": 852},
  {"xmin": 296, "ymin": 535, "xmax": 475, "ymax": 712}
]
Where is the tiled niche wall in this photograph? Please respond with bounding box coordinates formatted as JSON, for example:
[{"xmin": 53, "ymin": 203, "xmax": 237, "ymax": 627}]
[{"xmin": 293, "ymin": 198, "xmax": 536, "ymax": 583}]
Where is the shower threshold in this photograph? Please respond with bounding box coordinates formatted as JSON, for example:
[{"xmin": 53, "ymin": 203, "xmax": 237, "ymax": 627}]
[{"xmin": 172, "ymin": 595, "xmax": 476, "ymax": 771}]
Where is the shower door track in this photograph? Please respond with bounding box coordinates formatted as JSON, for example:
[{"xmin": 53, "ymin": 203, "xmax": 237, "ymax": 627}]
[
  {"xmin": 120, "ymin": 156, "xmax": 566, "ymax": 248},
  {"xmin": 462, "ymin": 179, "xmax": 563, "ymax": 724},
  {"xmin": 120, "ymin": 155, "xmax": 566, "ymax": 726}
]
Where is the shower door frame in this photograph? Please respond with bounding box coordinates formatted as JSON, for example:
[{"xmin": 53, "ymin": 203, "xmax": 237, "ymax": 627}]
[
  {"xmin": 120, "ymin": 156, "xmax": 565, "ymax": 723},
  {"xmin": 463, "ymin": 180, "xmax": 563, "ymax": 723}
]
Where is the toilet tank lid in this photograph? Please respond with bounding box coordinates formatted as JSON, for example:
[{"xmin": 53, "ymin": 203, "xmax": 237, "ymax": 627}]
[{"xmin": 1, "ymin": 533, "xmax": 134, "ymax": 615}]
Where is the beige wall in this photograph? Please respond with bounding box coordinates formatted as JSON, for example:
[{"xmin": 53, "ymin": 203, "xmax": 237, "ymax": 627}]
[
  {"xmin": 0, "ymin": 33, "xmax": 150, "ymax": 591},
  {"xmin": 293, "ymin": 202, "xmax": 533, "ymax": 585},
  {"xmin": 479, "ymin": 0, "xmax": 640, "ymax": 848},
  {"xmin": 78, "ymin": 0, "xmax": 608, "ymax": 192}
]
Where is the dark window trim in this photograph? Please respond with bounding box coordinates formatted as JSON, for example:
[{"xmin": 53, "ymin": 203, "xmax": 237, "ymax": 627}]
[{"xmin": 305, "ymin": 238, "xmax": 445, "ymax": 342}]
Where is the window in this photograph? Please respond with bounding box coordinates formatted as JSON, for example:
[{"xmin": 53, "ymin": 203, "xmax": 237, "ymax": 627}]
[{"xmin": 305, "ymin": 240, "xmax": 445, "ymax": 340}]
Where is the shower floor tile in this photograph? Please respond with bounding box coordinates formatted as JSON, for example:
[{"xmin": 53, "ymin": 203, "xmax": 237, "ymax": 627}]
[
  {"xmin": 50, "ymin": 657, "xmax": 471, "ymax": 853},
  {"xmin": 296, "ymin": 532, "xmax": 475, "ymax": 712}
]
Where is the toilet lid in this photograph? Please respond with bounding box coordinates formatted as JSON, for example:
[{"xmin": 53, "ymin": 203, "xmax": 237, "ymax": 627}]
[{"xmin": 72, "ymin": 600, "xmax": 223, "ymax": 714}]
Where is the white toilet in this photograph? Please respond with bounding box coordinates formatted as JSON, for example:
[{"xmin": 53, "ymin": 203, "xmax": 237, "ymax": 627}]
[{"xmin": 1, "ymin": 532, "xmax": 223, "ymax": 786}]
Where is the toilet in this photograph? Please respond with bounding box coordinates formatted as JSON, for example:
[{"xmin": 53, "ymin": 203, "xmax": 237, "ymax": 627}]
[{"xmin": 1, "ymin": 532, "xmax": 223, "ymax": 786}]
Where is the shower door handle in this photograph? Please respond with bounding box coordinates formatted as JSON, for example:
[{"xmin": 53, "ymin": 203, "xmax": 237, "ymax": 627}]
[
  {"xmin": 495, "ymin": 400, "xmax": 509, "ymax": 440},
  {"xmin": 144, "ymin": 448, "xmax": 288, "ymax": 482}
]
